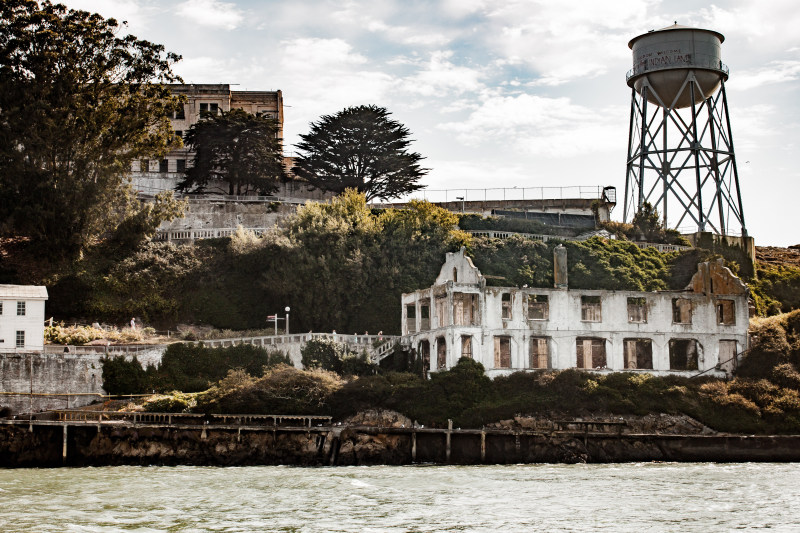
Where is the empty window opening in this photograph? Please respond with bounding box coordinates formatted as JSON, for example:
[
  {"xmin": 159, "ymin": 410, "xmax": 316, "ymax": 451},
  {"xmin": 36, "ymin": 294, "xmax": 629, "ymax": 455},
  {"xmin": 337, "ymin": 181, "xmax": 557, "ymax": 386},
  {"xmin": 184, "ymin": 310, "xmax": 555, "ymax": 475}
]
[
  {"xmin": 419, "ymin": 340, "xmax": 430, "ymax": 371},
  {"xmin": 141, "ymin": 159, "xmax": 150, "ymax": 172},
  {"xmin": 436, "ymin": 337, "xmax": 447, "ymax": 370},
  {"xmin": 435, "ymin": 296, "xmax": 449, "ymax": 328},
  {"xmin": 420, "ymin": 304, "xmax": 430, "ymax": 330},
  {"xmin": 529, "ymin": 337, "xmax": 549, "ymax": 369},
  {"xmin": 16, "ymin": 301, "xmax": 26, "ymax": 316},
  {"xmin": 176, "ymin": 159, "xmax": 187, "ymax": 173},
  {"xmin": 576, "ymin": 337, "xmax": 606, "ymax": 369},
  {"xmin": 199, "ymin": 102, "xmax": 219, "ymax": 116},
  {"xmin": 719, "ymin": 340, "xmax": 738, "ymax": 374},
  {"xmin": 406, "ymin": 304, "xmax": 417, "ymax": 333},
  {"xmin": 669, "ymin": 339, "xmax": 699, "ymax": 370},
  {"xmin": 461, "ymin": 336, "xmax": 473, "ymax": 359},
  {"xmin": 501, "ymin": 293, "xmax": 512, "ymax": 320},
  {"xmin": 527, "ymin": 295, "xmax": 549, "ymax": 321},
  {"xmin": 15, "ymin": 331, "xmax": 25, "ymax": 348},
  {"xmin": 175, "ymin": 105, "xmax": 185, "ymax": 119},
  {"xmin": 159, "ymin": 159, "xmax": 169, "ymax": 173},
  {"xmin": 453, "ymin": 293, "xmax": 479, "ymax": 326},
  {"xmin": 581, "ymin": 296, "xmax": 602, "ymax": 322},
  {"xmin": 624, "ymin": 339, "xmax": 653, "ymax": 369},
  {"xmin": 452, "ymin": 267, "xmax": 458, "ymax": 283},
  {"xmin": 627, "ymin": 297, "xmax": 648, "ymax": 323},
  {"xmin": 672, "ymin": 298, "xmax": 692, "ymax": 324},
  {"xmin": 716, "ymin": 299, "xmax": 736, "ymax": 325},
  {"xmin": 494, "ymin": 336, "xmax": 511, "ymax": 368}
]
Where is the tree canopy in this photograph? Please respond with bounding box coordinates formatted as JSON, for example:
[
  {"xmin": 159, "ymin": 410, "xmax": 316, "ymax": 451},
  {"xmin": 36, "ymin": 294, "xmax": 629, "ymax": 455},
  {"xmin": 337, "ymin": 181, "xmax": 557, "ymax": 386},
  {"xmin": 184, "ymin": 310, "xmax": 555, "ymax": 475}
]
[
  {"xmin": 178, "ymin": 108, "xmax": 285, "ymax": 196},
  {"xmin": 293, "ymin": 105, "xmax": 427, "ymax": 201},
  {"xmin": 0, "ymin": 0, "xmax": 183, "ymax": 259}
]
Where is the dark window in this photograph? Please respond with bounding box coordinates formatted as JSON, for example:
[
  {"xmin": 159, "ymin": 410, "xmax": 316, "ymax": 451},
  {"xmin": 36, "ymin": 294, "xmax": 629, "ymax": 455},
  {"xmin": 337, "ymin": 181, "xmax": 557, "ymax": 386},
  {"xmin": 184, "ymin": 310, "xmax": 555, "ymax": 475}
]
[
  {"xmin": 494, "ymin": 336, "xmax": 511, "ymax": 368},
  {"xmin": 461, "ymin": 336, "xmax": 473, "ymax": 359},
  {"xmin": 200, "ymin": 102, "xmax": 219, "ymax": 116},
  {"xmin": 159, "ymin": 159, "xmax": 169, "ymax": 173},
  {"xmin": 716, "ymin": 299, "xmax": 736, "ymax": 325},
  {"xmin": 627, "ymin": 297, "xmax": 647, "ymax": 323},
  {"xmin": 576, "ymin": 337, "xmax": 606, "ymax": 368},
  {"xmin": 581, "ymin": 296, "xmax": 602, "ymax": 322},
  {"xmin": 419, "ymin": 340, "xmax": 430, "ymax": 371},
  {"xmin": 436, "ymin": 337, "xmax": 447, "ymax": 370},
  {"xmin": 0, "ymin": 302, "xmax": 3, "ymax": 315},
  {"xmin": 672, "ymin": 298, "xmax": 692, "ymax": 324},
  {"xmin": 529, "ymin": 337, "xmax": 549, "ymax": 369},
  {"xmin": 176, "ymin": 159, "xmax": 186, "ymax": 173},
  {"xmin": 452, "ymin": 267, "xmax": 458, "ymax": 283},
  {"xmin": 669, "ymin": 339, "xmax": 699, "ymax": 370},
  {"xmin": 16, "ymin": 301, "xmax": 25, "ymax": 316},
  {"xmin": 15, "ymin": 331, "xmax": 25, "ymax": 348},
  {"xmin": 420, "ymin": 304, "xmax": 430, "ymax": 330},
  {"xmin": 175, "ymin": 105, "xmax": 185, "ymax": 119},
  {"xmin": 406, "ymin": 304, "xmax": 417, "ymax": 333},
  {"xmin": 141, "ymin": 159, "xmax": 150, "ymax": 172},
  {"xmin": 624, "ymin": 339, "xmax": 653, "ymax": 369},
  {"xmin": 501, "ymin": 293, "xmax": 512, "ymax": 319},
  {"xmin": 527, "ymin": 295, "xmax": 549, "ymax": 320}
]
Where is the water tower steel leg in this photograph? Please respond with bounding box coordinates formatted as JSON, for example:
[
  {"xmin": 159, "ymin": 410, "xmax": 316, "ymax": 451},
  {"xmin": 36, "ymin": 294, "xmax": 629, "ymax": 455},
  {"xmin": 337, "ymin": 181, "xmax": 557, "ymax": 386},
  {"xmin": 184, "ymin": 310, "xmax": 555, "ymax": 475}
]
[
  {"xmin": 638, "ymin": 86, "xmax": 648, "ymax": 210},
  {"xmin": 662, "ymin": 107, "xmax": 669, "ymax": 227},
  {"xmin": 623, "ymin": 89, "xmax": 636, "ymax": 223},
  {"xmin": 721, "ymin": 81, "xmax": 747, "ymax": 236},
  {"xmin": 689, "ymin": 81, "xmax": 705, "ymax": 231},
  {"xmin": 705, "ymin": 96, "xmax": 727, "ymax": 235}
]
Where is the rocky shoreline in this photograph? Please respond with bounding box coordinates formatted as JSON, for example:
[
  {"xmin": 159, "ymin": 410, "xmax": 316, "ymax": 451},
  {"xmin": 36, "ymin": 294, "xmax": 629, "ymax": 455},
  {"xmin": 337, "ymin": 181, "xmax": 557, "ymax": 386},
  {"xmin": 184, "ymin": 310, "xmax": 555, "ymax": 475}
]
[{"xmin": 2, "ymin": 409, "xmax": 800, "ymax": 467}]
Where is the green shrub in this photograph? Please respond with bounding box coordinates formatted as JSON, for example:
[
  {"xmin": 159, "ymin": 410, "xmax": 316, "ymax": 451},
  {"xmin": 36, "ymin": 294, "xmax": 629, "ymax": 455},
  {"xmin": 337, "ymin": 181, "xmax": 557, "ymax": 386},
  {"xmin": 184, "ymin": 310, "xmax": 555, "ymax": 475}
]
[{"xmin": 101, "ymin": 356, "xmax": 150, "ymax": 395}]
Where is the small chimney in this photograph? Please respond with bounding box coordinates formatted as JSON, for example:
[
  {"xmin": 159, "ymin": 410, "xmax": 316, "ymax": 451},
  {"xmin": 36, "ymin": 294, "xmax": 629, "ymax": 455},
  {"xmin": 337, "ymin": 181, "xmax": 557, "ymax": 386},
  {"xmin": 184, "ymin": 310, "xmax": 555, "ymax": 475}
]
[{"xmin": 554, "ymin": 244, "xmax": 568, "ymax": 289}]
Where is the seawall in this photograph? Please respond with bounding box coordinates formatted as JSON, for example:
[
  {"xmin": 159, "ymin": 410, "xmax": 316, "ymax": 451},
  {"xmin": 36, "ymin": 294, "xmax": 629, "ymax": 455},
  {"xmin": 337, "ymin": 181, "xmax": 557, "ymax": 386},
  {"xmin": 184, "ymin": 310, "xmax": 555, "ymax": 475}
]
[{"xmin": 3, "ymin": 420, "xmax": 800, "ymax": 467}]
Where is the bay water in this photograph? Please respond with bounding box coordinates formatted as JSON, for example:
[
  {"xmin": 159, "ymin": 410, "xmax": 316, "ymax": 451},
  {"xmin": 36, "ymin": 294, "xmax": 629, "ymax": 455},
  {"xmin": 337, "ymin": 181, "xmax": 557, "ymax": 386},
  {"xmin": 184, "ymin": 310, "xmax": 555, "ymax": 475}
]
[{"xmin": 0, "ymin": 463, "xmax": 798, "ymax": 532}]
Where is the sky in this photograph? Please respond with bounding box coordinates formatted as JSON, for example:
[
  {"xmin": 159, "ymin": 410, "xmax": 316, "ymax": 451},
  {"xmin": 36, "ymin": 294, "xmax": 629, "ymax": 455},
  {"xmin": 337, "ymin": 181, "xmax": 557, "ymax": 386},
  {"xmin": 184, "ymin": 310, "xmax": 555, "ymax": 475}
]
[{"xmin": 60, "ymin": 0, "xmax": 800, "ymax": 246}]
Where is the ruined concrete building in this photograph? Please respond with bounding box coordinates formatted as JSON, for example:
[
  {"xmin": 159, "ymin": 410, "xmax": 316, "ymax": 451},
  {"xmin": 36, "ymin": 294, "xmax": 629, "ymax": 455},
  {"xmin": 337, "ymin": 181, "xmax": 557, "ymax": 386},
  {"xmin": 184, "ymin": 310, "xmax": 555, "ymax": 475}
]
[{"xmin": 401, "ymin": 248, "xmax": 749, "ymax": 378}]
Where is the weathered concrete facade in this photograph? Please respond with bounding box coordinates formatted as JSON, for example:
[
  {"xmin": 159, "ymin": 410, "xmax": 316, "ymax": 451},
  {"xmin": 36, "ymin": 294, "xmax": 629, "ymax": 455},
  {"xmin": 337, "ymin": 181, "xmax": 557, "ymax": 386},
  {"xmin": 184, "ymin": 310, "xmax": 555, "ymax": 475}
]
[
  {"xmin": 129, "ymin": 84, "xmax": 286, "ymax": 197},
  {"xmin": 402, "ymin": 249, "xmax": 749, "ymax": 378}
]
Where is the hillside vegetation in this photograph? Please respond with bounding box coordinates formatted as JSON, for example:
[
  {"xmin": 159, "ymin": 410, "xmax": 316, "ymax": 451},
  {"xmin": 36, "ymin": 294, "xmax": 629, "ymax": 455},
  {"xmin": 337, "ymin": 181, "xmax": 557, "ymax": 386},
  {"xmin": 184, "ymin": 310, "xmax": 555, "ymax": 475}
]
[
  {"xmin": 119, "ymin": 310, "xmax": 800, "ymax": 435},
  {"xmin": 4, "ymin": 190, "xmax": 797, "ymax": 334}
]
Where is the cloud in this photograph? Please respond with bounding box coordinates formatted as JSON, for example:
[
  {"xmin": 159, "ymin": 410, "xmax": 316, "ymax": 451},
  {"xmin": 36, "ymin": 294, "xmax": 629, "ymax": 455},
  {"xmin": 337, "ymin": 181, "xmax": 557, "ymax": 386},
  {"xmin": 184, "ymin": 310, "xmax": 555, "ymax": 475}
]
[
  {"xmin": 400, "ymin": 51, "xmax": 484, "ymax": 97},
  {"xmin": 175, "ymin": 0, "xmax": 243, "ymax": 30},
  {"xmin": 731, "ymin": 60, "xmax": 800, "ymax": 90},
  {"xmin": 438, "ymin": 93, "xmax": 623, "ymax": 156}
]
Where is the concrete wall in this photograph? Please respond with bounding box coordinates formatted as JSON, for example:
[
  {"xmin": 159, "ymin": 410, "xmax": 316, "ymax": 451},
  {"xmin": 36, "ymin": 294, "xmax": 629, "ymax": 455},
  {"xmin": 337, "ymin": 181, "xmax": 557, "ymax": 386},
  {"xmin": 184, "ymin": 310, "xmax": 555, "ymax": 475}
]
[{"xmin": 0, "ymin": 345, "xmax": 168, "ymax": 415}]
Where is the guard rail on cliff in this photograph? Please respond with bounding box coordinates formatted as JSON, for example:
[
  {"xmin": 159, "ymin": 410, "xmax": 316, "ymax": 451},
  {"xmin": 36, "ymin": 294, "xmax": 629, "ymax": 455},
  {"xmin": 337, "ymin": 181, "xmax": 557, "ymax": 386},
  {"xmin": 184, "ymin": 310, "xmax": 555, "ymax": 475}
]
[{"xmin": 200, "ymin": 332, "xmax": 397, "ymax": 360}]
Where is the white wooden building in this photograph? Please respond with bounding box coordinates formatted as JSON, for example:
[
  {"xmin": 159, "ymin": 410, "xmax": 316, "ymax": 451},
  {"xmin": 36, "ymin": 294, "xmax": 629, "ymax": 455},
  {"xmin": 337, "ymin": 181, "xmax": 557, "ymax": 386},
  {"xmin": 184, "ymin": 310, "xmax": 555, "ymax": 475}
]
[{"xmin": 0, "ymin": 285, "xmax": 48, "ymax": 352}]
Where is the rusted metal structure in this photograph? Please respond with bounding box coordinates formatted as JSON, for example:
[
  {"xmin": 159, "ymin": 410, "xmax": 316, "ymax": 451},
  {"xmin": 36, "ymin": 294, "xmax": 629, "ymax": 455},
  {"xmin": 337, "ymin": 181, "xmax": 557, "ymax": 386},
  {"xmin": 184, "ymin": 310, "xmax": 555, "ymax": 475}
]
[{"xmin": 624, "ymin": 24, "xmax": 746, "ymax": 237}]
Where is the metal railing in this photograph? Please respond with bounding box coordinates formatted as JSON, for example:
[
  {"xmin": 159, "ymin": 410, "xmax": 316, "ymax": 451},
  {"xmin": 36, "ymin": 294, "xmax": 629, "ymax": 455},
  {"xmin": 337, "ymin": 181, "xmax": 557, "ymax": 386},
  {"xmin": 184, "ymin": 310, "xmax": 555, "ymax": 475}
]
[
  {"xmin": 626, "ymin": 57, "xmax": 729, "ymax": 82},
  {"xmin": 392, "ymin": 186, "xmax": 609, "ymax": 205},
  {"xmin": 199, "ymin": 332, "xmax": 397, "ymax": 358},
  {"xmin": 153, "ymin": 227, "xmax": 272, "ymax": 242}
]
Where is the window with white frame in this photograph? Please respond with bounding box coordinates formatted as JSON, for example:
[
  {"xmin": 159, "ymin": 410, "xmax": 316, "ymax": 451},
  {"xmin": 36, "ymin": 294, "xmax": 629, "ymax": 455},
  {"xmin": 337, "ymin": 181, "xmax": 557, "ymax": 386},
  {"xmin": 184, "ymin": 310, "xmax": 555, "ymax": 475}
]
[
  {"xmin": 17, "ymin": 301, "xmax": 25, "ymax": 316},
  {"xmin": 15, "ymin": 331, "xmax": 25, "ymax": 348}
]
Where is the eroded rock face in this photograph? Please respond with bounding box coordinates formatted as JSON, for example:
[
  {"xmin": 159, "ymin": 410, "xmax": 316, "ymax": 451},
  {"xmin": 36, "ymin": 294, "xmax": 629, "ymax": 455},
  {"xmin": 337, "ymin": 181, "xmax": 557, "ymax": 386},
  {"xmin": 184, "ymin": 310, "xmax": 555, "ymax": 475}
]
[
  {"xmin": 485, "ymin": 412, "xmax": 715, "ymax": 435},
  {"xmin": 342, "ymin": 409, "xmax": 413, "ymax": 428}
]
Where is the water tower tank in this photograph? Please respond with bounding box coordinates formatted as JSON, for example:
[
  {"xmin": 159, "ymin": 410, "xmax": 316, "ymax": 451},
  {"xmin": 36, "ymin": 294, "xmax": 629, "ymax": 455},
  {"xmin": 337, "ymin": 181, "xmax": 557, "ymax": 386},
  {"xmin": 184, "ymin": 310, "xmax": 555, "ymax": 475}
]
[{"xmin": 626, "ymin": 24, "xmax": 728, "ymax": 109}]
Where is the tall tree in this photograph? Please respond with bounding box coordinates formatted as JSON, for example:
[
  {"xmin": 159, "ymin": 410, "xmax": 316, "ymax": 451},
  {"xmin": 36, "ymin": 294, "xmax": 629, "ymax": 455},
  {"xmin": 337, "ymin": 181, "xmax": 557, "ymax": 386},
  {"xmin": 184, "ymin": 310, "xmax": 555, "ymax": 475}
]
[
  {"xmin": 178, "ymin": 109, "xmax": 285, "ymax": 196},
  {"xmin": 293, "ymin": 105, "xmax": 427, "ymax": 201},
  {"xmin": 0, "ymin": 0, "xmax": 183, "ymax": 259}
]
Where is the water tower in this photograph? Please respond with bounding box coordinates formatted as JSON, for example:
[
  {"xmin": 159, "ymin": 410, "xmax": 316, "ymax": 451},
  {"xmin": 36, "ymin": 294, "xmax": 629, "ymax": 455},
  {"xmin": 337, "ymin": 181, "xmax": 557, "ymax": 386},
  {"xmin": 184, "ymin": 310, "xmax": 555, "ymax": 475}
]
[{"xmin": 623, "ymin": 24, "xmax": 746, "ymax": 237}]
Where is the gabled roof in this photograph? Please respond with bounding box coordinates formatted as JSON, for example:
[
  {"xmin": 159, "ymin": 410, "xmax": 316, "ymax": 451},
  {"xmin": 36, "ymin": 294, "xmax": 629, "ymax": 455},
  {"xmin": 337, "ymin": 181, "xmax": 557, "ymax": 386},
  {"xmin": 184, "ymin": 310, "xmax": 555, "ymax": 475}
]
[{"xmin": 0, "ymin": 285, "xmax": 48, "ymax": 299}]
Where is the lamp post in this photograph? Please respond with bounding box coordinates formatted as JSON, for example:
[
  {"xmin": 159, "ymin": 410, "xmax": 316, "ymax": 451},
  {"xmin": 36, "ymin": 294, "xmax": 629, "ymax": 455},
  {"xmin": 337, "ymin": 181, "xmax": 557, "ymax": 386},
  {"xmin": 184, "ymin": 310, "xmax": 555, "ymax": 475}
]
[{"xmin": 285, "ymin": 306, "xmax": 291, "ymax": 335}]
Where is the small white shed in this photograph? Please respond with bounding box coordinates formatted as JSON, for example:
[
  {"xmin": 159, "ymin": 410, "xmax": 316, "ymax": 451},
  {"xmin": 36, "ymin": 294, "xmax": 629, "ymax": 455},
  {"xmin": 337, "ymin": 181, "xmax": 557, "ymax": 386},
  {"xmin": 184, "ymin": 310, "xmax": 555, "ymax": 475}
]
[{"xmin": 0, "ymin": 285, "xmax": 48, "ymax": 352}]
